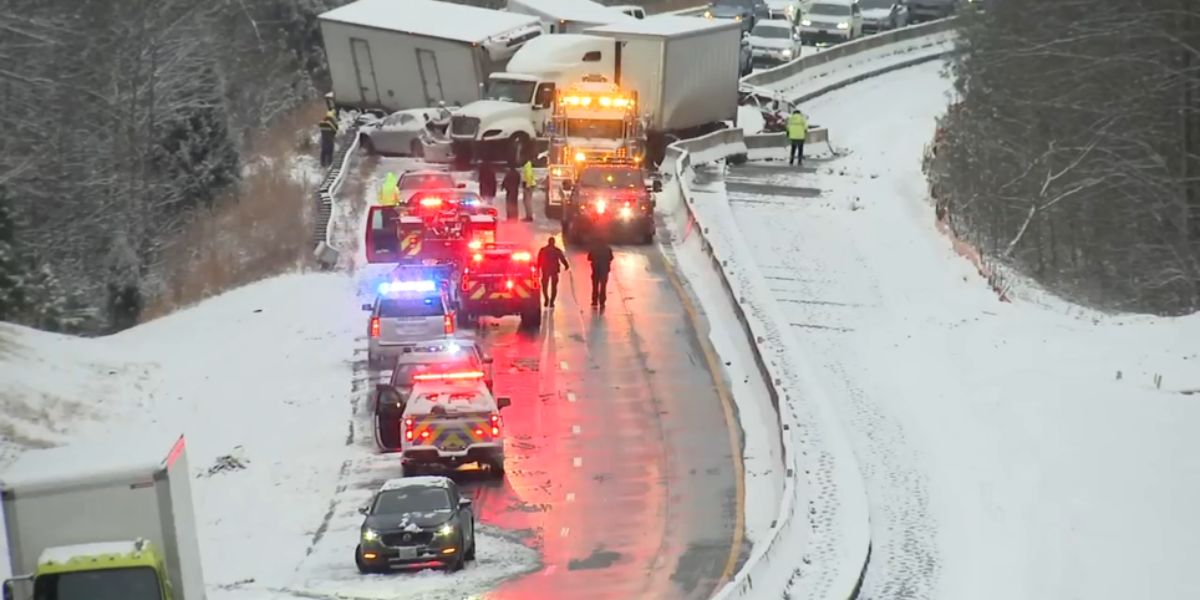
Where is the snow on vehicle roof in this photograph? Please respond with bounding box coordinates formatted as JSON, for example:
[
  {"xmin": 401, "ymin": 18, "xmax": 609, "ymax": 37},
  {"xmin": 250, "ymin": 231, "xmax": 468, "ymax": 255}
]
[
  {"xmin": 508, "ymin": 0, "xmax": 632, "ymax": 24},
  {"xmin": 381, "ymin": 476, "xmax": 453, "ymax": 491},
  {"xmin": 320, "ymin": 0, "xmax": 541, "ymax": 44},
  {"xmin": 587, "ymin": 15, "xmax": 740, "ymax": 37},
  {"xmin": 506, "ymin": 33, "xmax": 613, "ymax": 76},
  {"xmin": 0, "ymin": 431, "xmax": 185, "ymax": 495},
  {"xmin": 38, "ymin": 541, "xmax": 142, "ymax": 565},
  {"xmin": 406, "ymin": 379, "xmax": 497, "ymax": 414}
]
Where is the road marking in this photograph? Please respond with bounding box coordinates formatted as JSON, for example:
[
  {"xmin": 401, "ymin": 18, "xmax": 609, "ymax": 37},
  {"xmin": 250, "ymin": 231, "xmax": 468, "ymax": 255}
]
[
  {"xmin": 560, "ymin": 527, "xmax": 570, "ymax": 538},
  {"xmin": 566, "ymin": 492, "xmax": 575, "ymax": 503},
  {"xmin": 566, "ymin": 392, "xmax": 577, "ymax": 403},
  {"xmin": 658, "ymin": 247, "xmax": 747, "ymax": 588},
  {"xmin": 573, "ymin": 456, "xmax": 582, "ymax": 468},
  {"xmin": 572, "ymin": 424, "xmax": 581, "ymax": 435}
]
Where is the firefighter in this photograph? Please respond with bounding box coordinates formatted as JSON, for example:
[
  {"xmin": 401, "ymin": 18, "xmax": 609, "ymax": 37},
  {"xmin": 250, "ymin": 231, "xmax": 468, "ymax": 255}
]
[
  {"xmin": 378, "ymin": 172, "xmax": 399, "ymax": 206},
  {"xmin": 587, "ymin": 238, "xmax": 614, "ymax": 309},
  {"xmin": 521, "ymin": 157, "xmax": 536, "ymax": 222},
  {"xmin": 536, "ymin": 236, "xmax": 570, "ymax": 308},
  {"xmin": 319, "ymin": 110, "xmax": 338, "ymax": 167},
  {"xmin": 787, "ymin": 109, "xmax": 808, "ymax": 167},
  {"xmin": 502, "ymin": 168, "xmax": 520, "ymax": 221},
  {"xmin": 478, "ymin": 162, "xmax": 497, "ymax": 203}
]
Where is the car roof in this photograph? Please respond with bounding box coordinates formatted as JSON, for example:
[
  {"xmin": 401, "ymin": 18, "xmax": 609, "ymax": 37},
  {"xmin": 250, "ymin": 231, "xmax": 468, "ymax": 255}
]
[
  {"xmin": 755, "ymin": 19, "xmax": 792, "ymax": 28},
  {"xmin": 400, "ymin": 170, "xmax": 452, "ymax": 178},
  {"xmin": 380, "ymin": 476, "xmax": 454, "ymax": 492}
]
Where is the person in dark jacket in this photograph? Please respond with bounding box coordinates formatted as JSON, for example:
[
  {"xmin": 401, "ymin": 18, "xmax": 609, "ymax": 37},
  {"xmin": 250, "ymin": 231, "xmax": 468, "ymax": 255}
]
[
  {"xmin": 478, "ymin": 162, "xmax": 497, "ymax": 202},
  {"xmin": 502, "ymin": 168, "xmax": 520, "ymax": 221},
  {"xmin": 587, "ymin": 238, "xmax": 614, "ymax": 308},
  {"xmin": 536, "ymin": 236, "xmax": 570, "ymax": 308},
  {"xmin": 318, "ymin": 110, "xmax": 338, "ymax": 167}
]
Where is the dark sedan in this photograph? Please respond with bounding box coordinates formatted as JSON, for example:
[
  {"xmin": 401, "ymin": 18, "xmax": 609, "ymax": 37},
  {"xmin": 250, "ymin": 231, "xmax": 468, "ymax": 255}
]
[{"xmin": 355, "ymin": 476, "xmax": 477, "ymax": 573}]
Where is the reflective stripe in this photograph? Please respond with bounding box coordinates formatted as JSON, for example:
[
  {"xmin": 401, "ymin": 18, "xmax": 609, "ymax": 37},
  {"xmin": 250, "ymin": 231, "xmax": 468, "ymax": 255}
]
[
  {"xmin": 468, "ymin": 284, "xmax": 487, "ymax": 300},
  {"xmin": 401, "ymin": 234, "xmax": 422, "ymax": 256}
]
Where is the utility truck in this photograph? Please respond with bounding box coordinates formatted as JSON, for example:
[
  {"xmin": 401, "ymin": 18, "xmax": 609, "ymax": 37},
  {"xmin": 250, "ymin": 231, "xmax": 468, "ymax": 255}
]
[
  {"xmin": 1, "ymin": 433, "xmax": 205, "ymax": 600},
  {"xmin": 448, "ymin": 16, "xmax": 742, "ymax": 167},
  {"xmin": 505, "ymin": 0, "xmax": 632, "ymax": 34},
  {"xmin": 320, "ymin": 0, "xmax": 542, "ymax": 112}
]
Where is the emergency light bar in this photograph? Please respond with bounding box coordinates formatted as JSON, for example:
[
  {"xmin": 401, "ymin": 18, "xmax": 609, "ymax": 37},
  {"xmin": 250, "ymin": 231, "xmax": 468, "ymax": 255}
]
[
  {"xmin": 511, "ymin": 251, "xmax": 532, "ymax": 262},
  {"xmin": 378, "ymin": 280, "xmax": 437, "ymax": 294},
  {"xmin": 412, "ymin": 370, "xmax": 485, "ymax": 381},
  {"xmin": 560, "ymin": 95, "xmax": 634, "ymax": 108},
  {"xmin": 419, "ymin": 197, "xmax": 444, "ymax": 208}
]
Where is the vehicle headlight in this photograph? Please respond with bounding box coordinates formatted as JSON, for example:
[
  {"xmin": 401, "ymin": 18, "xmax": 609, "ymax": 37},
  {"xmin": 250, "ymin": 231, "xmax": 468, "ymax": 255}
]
[
  {"xmin": 704, "ymin": 10, "xmax": 712, "ymax": 18},
  {"xmin": 362, "ymin": 528, "xmax": 380, "ymax": 542},
  {"xmin": 836, "ymin": 21, "xmax": 849, "ymax": 29},
  {"xmin": 782, "ymin": 48, "xmax": 793, "ymax": 56},
  {"xmin": 435, "ymin": 523, "xmax": 456, "ymax": 537},
  {"xmin": 800, "ymin": 18, "xmax": 812, "ymax": 26}
]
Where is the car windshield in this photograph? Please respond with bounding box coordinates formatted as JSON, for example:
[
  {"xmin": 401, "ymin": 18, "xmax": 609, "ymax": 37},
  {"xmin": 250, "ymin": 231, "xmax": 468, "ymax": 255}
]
[
  {"xmin": 579, "ymin": 168, "xmax": 642, "ymax": 189},
  {"xmin": 379, "ymin": 296, "xmax": 443, "ymax": 317},
  {"xmin": 565, "ymin": 118, "xmax": 625, "ymax": 139},
  {"xmin": 399, "ymin": 174, "xmax": 454, "ymax": 189},
  {"xmin": 713, "ymin": 0, "xmax": 749, "ymax": 7},
  {"xmin": 810, "ymin": 3, "xmax": 852, "ymax": 15},
  {"xmin": 484, "ymin": 78, "xmax": 536, "ymax": 103},
  {"xmin": 34, "ymin": 566, "xmax": 162, "ymax": 600},
  {"xmin": 752, "ymin": 24, "xmax": 792, "ymax": 38},
  {"xmin": 859, "ymin": 0, "xmax": 893, "ymax": 7},
  {"xmin": 372, "ymin": 487, "xmax": 452, "ymax": 515}
]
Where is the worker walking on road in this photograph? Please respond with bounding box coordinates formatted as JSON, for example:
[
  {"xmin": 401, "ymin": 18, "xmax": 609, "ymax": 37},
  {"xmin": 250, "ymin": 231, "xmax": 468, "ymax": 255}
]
[
  {"xmin": 587, "ymin": 238, "xmax": 614, "ymax": 309},
  {"xmin": 478, "ymin": 162, "xmax": 497, "ymax": 203},
  {"xmin": 378, "ymin": 172, "xmax": 399, "ymax": 206},
  {"xmin": 536, "ymin": 236, "xmax": 570, "ymax": 308},
  {"xmin": 502, "ymin": 168, "xmax": 520, "ymax": 221},
  {"xmin": 319, "ymin": 110, "xmax": 338, "ymax": 167},
  {"xmin": 787, "ymin": 109, "xmax": 808, "ymax": 167},
  {"xmin": 521, "ymin": 157, "xmax": 537, "ymax": 222}
]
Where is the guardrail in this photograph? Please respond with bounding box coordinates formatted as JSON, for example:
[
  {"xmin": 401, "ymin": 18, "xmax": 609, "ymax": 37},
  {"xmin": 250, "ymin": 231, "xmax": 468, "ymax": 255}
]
[
  {"xmin": 312, "ymin": 129, "xmax": 360, "ymax": 269},
  {"xmin": 659, "ymin": 17, "xmax": 963, "ymax": 600}
]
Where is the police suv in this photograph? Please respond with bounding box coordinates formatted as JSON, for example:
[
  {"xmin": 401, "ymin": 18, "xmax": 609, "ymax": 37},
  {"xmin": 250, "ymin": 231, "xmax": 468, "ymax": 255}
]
[{"xmin": 363, "ymin": 278, "xmax": 457, "ymax": 368}]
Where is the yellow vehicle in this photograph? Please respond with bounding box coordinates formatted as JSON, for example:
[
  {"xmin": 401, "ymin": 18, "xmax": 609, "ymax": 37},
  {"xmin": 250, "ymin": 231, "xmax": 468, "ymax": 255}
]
[{"xmin": 544, "ymin": 76, "xmax": 645, "ymax": 218}]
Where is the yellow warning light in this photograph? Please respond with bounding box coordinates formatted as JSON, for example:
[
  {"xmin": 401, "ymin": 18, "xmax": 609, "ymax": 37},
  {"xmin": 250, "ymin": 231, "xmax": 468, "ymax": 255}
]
[
  {"xmin": 579, "ymin": 96, "xmax": 592, "ymax": 106},
  {"xmin": 574, "ymin": 152, "xmax": 586, "ymax": 162},
  {"xmin": 599, "ymin": 96, "xmax": 612, "ymax": 107},
  {"xmin": 552, "ymin": 167, "xmax": 563, "ymax": 176}
]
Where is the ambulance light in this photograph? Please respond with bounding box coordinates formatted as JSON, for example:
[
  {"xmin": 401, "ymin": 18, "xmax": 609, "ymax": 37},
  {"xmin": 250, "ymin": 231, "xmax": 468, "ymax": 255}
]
[
  {"xmin": 468, "ymin": 240, "xmax": 482, "ymax": 250},
  {"xmin": 506, "ymin": 280, "xmax": 514, "ymax": 289},
  {"xmin": 511, "ymin": 251, "xmax": 532, "ymax": 261},
  {"xmin": 595, "ymin": 199, "xmax": 607, "ymax": 214},
  {"xmin": 420, "ymin": 197, "xmax": 443, "ymax": 208},
  {"xmin": 413, "ymin": 370, "xmax": 486, "ymax": 381},
  {"xmin": 378, "ymin": 280, "xmax": 437, "ymax": 294}
]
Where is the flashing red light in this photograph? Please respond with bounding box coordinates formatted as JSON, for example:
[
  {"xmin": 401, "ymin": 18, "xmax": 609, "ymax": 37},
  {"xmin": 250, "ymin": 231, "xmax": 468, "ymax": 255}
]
[
  {"xmin": 468, "ymin": 240, "xmax": 483, "ymax": 250},
  {"xmin": 421, "ymin": 430, "xmax": 430, "ymax": 438},
  {"xmin": 165, "ymin": 436, "xmax": 186, "ymax": 470},
  {"xmin": 420, "ymin": 197, "xmax": 443, "ymax": 208},
  {"xmin": 511, "ymin": 251, "xmax": 532, "ymax": 262},
  {"xmin": 369, "ymin": 316, "xmax": 380, "ymax": 338},
  {"xmin": 412, "ymin": 370, "xmax": 486, "ymax": 381},
  {"xmin": 404, "ymin": 418, "xmax": 415, "ymax": 441},
  {"xmin": 506, "ymin": 280, "xmax": 514, "ymax": 290},
  {"xmin": 490, "ymin": 413, "xmax": 502, "ymax": 436}
]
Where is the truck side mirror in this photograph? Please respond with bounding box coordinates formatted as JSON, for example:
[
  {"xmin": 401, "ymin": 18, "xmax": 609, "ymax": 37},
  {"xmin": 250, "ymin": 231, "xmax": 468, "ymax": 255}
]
[
  {"xmin": 497, "ymin": 397, "xmax": 512, "ymax": 409},
  {"xmin": 652, "ymin": 180, "xmax": 663, "ymax": 193},
  {"xmin": 561, "ymin": 180, "xmax": 573, "ymax": 191}
]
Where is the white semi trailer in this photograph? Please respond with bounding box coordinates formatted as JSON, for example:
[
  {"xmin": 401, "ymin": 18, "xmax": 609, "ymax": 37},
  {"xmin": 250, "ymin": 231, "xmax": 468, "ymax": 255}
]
[
  {"xmin": 505, "ymin": 0, "xmax": 632, "ymax": 34},
  {"xmin": 320, "ymin": 0, "xmax": 543, "ymax": 112},
  {"xmin": 1, "ymin": 433, "xmax": 206, "ymax": 600},
  {"xmin": 448, "ymin": 16, "xmax": 742, "ymax": 166}
]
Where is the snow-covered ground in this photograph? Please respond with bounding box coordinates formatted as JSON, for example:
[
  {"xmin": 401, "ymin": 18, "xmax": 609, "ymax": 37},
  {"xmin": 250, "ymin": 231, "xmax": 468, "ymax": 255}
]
[
  {"xmin": 729, "ymin": 60, "xmax": 1200, "ymax": 598},
  {"xmin": 0, "ymin": 152, "xmax": 538, "ymax": 598}
]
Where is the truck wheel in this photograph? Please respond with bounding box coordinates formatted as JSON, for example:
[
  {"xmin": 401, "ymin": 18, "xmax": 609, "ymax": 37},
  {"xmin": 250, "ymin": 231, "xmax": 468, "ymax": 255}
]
[
  {"xmin": 409, "ymin": 139, "xmax": 424, "ymax": 158},
  {"xmin": 519, "ymin": 308, "xmax": 541, "ymax": 330},
  {"xmin": 457, "ymin": 310, "xmax": 475, "ymax": 329},
  {"xmin": 508, "ymin": 133, "xmax": 530, "ymax": 167},
  {"xmin": 641, "ymin": 228, "xmax": 655, "ymax": 245}
]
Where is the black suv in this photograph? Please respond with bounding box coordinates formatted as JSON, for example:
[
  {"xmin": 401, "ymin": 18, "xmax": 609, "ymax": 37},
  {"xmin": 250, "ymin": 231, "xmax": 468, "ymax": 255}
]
[
  {"xmin": 355, "ymin": 476, "xmax": 477, "ymax": 573},
  {"xmin": 561, "ymin": 163, "xmax": 662, "ymax": 245}
]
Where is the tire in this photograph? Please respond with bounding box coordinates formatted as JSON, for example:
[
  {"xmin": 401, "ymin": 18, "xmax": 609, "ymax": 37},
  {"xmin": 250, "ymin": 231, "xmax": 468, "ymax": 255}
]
[
  {"xmin": 487, "ymin": 457, "xmax": 506, "ymax": 478},
  {"xmin": 508, "ymin": 133, "xmax": 530, "ymax": 167},
  {"xmin": 641, "ymin": 227, "xmax": 655, "ymax": 245},
  {"xmin": 519, "ymin": 308, "xmax": 541, "ymax": 330},
  {"xmin": 410, "ymin": 139, "xmax": 424, "ymax": 158},
  {"xmin": 465, "ymin": 528, "xmax": 477, "ymax": 561},
  {"xmin": 444, "ymin": 550, "xmax": 465, "ymax": 572},
  {"xmin": 355, "ymin": 545, "xmax": 381, "ymax": 574},
  {"xmin": 360, "ymin": 134, "xmax": 376, "ymax": 155}
]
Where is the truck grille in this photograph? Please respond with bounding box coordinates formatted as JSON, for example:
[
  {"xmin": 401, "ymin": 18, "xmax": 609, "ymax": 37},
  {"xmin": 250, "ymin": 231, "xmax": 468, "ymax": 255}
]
[
  {"xmin": 451, "ymin": 116, "xmax": 480, "ymax": 137},
  {"xmin": 382, "ymin": 531, "xmax": 434, "ymax": 546}
]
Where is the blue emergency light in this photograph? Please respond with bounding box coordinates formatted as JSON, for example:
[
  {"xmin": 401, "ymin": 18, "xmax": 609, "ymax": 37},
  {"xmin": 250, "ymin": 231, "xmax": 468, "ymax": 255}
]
[{"xmin": 378, "ymin": 280, "xmax": 437, "ymax": 294}]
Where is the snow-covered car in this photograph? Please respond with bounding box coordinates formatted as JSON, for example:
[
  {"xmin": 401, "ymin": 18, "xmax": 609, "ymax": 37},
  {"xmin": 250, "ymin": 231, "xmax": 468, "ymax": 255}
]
[
  {"xmin": 355, "ymin": 477, "xmax": 477, "ymax": 573},
  {"xmin": 765, "ymin": 0, "xmax": 806, "ymax": 22},
  {"xmin": 799, "ymin": 0, "xmax": 863, "ymax": 45},
  {"xmin": 359, "ymin": 109, "xmax": 442, "ymax": 157},
  {"xmin": 906, "ymin": 0, "xmax": 960, "ymax": 22},
  {"xmin": 747, "ymin": 20, "xmax": 801, "ymax": 65},
  {"xmin": 397, "ymin": 170, "xmax": 464, "ymax": 204},
  {"xmin": 611, "ymin": 4, "xmax": 646, "ymax": 18},
  {"xmin": 705, "ymin": 0, "xmax": 770, "ymax": 32},
  {"xmin": 859, "ymin": 0, "xmax": 908, "ymax": 32}
]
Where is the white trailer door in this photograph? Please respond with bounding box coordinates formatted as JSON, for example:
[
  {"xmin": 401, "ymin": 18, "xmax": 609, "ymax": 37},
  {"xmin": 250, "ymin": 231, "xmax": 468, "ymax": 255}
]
[
  {"xmin": 350, "ymin": 37, "xmax": 381, "ymax": 106},
  {"xmin": 415, "ymin": 49, "xmax": 446, "ymax": 106}
]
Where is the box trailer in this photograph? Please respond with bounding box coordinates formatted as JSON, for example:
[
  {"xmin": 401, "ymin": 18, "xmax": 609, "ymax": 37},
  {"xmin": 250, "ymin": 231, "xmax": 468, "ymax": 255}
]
[
  {"xmin": 1, "ymin": 433, "xmax": 205, "ymax": 600},
  {"xmin": 319, "ymin": 0, "xmax": 543, "ymax": 112},
  {"xmin": 505, "ymin": 0, "xmax": 633, "ymax": 34}
]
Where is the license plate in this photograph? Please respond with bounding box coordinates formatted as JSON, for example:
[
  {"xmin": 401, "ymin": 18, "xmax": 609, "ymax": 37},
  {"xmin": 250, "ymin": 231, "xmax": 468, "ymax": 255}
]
[
  {"xmin": 443, "ymin": 440, "xmax": 465, "ymax": 451},
  {"xmin": 395, "ymin": 547, "xmax": 417, "ymax": 559}
]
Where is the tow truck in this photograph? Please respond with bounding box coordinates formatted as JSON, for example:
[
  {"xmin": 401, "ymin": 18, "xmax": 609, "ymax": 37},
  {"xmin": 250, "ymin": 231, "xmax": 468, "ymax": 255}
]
[
  {"xmin": 375, "ymin": 368, "xmax": 511, "ymax": 477},
  {"xmin": 545, "ymin": 76, "xmax": 645, "ymax": 219},
  {"xmin": 365, "ymin": 190, "xmax": 497, "ymax": 265},
  {"xmin": 561, "ymin": 158, "xmax": 661, "ymax": 245},
  {"xmin": 458, "ymin": 243, "xmax": 542, "ymax": 330}
]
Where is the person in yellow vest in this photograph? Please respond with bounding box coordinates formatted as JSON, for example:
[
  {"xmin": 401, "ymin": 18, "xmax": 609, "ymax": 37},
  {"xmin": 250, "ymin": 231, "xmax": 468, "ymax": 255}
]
[
  {"xmin": 787, "ymin": 109, "xmax": 808, "ymax": 167},
  {"xmin": 378, "ymin": 172, "xmax": 399, "ymax": 206},
  {"xmin": 318, "ymin": 110, "xmax": 338, "ymax": 167},
  {"xmin": 520, "ymin": 158, "xmax": 536, "ymax": 222}
]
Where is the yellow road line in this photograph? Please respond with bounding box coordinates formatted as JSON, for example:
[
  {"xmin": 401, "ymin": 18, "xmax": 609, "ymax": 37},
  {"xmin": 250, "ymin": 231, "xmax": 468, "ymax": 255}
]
[{"xmin": 658, "ymin": 249, "xmax": 746, "ymax": 590}]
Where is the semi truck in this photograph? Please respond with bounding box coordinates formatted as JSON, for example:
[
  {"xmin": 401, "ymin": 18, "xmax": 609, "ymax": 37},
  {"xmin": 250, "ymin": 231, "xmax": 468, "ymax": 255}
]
[
  {"xmin": 320, "ymin": 0, "xmax": 543, "ymax": 113},
  {"xmin": 448, "ymin": 16, "xmax": 742, "ymax": 167},
  {"xmin": 1, "ymin": 433, "xmax": 206, "ymax": 600},
  {"xmin": 505, "ymin": 0, "xmax": 632, "ymax": 34}
]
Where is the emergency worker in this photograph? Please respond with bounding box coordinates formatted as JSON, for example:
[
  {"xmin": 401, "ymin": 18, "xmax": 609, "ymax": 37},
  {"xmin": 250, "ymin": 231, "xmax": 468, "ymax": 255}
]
[
  {"xmin": 478, "ymin": 162, "xmax": 497, "ymax": 202},
  {"xmin": 502, "ymin": 168, "xmax": 520, "ymax": 221},
  {"xmin": 521, "ymin": 158, "xmax": 536, "ymax": 222},
  {"xmin": 787, "ymin": 109, "xmax": 808, "ymax": 166},
  {"xmin": 587, "ymin": 238, "xmax": 614, "ymax": 308},
  {"xmin": 378, "ymin": 172, "xmax": 399, "ymax": 206},
  {"xmin": 536, "ymin": 236, "xmax": 570, "ymax": 308},
  {"xmin": 318, "ymin": 110, "xmax": 338, "ymax": 167}
]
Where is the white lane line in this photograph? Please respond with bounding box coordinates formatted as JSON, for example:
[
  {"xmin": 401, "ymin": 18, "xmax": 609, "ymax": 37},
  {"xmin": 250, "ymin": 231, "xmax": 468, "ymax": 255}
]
[
  {"xmin": 573, "ymin": 456, "xmax": 583, "ymax": 467},
  {"xmin": 566, "ymin": 392, "xmax": 577, "ymax": 403},
  {"xmin": 560, "ymin": 527, "xmax": 570, "ymax": 538},
  {"xmin": 566, "ymin": 492, "xmax": 576, "ymax": 503},
  {"xmin": 572, "ymin": 424, "xmax": 581, "ymax": 435}
]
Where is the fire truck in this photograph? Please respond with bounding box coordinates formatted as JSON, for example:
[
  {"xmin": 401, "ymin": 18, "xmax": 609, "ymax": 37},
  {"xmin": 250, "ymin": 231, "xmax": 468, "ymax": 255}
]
[
  {"xmin": 458, "ymin": 243, "xmax": 542, "ymax": 330},
  {"xmin": 544, "ymin": 76, "xmax": 646, "ymax": 219},
  {"xmin": 364, "ymin": 190, "xmax": 497, "ymax": 265}
]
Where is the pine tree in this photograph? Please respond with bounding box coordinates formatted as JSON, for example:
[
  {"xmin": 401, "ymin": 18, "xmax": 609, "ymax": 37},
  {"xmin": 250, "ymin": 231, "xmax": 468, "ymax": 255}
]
[{"xmin": 0, "ymin": 185, "xmax": 29, "ymax": 322}]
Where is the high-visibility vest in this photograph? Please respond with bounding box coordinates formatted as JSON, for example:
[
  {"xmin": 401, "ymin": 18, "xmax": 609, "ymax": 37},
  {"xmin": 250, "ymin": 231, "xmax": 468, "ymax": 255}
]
[
  {"xmin": 522, "ymin": 161, "xmax": 536, "ymax": 188},
  {"xmin": 787, "ymin": 113, "xmax": 808, "ymax": 140},
  {"xmin": 379, "ymin": 173, "xmax": 399, "ymax": 206}
]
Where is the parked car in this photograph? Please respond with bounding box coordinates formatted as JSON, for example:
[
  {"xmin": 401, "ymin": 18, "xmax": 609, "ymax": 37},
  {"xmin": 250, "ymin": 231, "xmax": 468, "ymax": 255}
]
[
  {"xmin": 706, "ymin": 0, "xmax": 771, "ymax": 31},
  {"xmin": 907, "ymin": 0, "xmax": 959, "ymax": 22},
  {"xmin": 747, "ymin": 20, "xmax": 801, "ymax": 65},
  {"xmin": 360, "ymin": 108, "xmax": 444, "ymax": 156},
  {"xmin": 765, "ymin": 0, "xmax": 806, "ymax": 23},
  {"xmin": 860, "ymin": 0, "xmax": 908, "ymax": 32},
  {"xmin": 799, "ymin": 0, "xmax": 863, "ymax": 45}
]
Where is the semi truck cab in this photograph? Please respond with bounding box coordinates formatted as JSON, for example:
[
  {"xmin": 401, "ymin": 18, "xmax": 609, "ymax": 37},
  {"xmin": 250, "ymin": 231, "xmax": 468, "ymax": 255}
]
[{"xmin": 4, "ymin": 539, "xmax": 172, "ymax": 600}]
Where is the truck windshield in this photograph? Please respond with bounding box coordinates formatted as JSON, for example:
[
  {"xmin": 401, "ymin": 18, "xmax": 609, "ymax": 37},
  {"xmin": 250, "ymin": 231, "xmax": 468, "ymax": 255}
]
[
  {"xmin": 484, "ymin": 79, "xmax": 536, "ymax": 103},
  {"xmin": 34, "ymin": 566, "xmax": 162, "ymax": 600},
  {"xmin": 579, "ymin": 168, "xmax": 642, "ymax": 189},
  {"xmin": 566, "ymin": 119, "xmax": 624, "ymax": 139}
]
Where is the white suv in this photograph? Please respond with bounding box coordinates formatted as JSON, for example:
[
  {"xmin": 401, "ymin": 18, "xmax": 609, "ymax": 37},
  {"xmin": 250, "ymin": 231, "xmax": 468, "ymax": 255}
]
[{"xmin": 800, "ymin": 0, "xmax": 863, "ymax": 44}]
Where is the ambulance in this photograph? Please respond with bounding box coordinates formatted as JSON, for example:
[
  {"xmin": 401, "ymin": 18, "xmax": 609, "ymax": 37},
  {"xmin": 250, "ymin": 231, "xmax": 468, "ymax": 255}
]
[{"xmin": 458, "ymin": 243, "xmax": 542, "ymax": 330}]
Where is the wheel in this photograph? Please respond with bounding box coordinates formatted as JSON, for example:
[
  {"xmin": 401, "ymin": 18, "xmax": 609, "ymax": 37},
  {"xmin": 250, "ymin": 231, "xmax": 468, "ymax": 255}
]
[
  {"xmin": 520, "ymin": 309, "xmax": 541, "ymax": 330},
  {"xmin": 410, "ymin": 139, "xmax": 424, "ymax": 158},
  {"xmin": 465, "ymin": 527, "xmax": 477, "ymax": 561},
  {"xmin": 487, "ymin": 457, "xmax": 506, "ymax": 478},
  {"xmin": 356, "ymin": 545, "xmax": 381, "ymax": 574},
  {"xmin": 508, "ymin": 133, "xmax": 530, "ymax": 167},
  {"xmin": 360, "ymin": 134, "xmax": 376, "ymax": 155}
]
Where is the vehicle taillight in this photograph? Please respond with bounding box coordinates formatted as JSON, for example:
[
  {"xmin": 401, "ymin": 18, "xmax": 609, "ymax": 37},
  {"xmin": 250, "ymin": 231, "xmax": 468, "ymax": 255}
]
[
  {"xmin": 595, "ymin": 199, "xmax": 607, "ymax": 214},
  {"xmin": 506, "ymin": 280, "xmax": 514, "ymax": 290},
  {"xmin": 444, "ymin": 313, "xmax": 455, "ymax": 334},
  {"xmin": 473, "ymin": 253, "xmax": 483, "ymax": 262},
  {"xmin": 404, "ymin": 418, "xmax": 415, "ymax": 441},
  {"xmin": 370, "ymin": 316, "xmax": 380, "ymax": 338},
  {"xmin": 490, "ymin": 413, "xmax": 502, "ymax": 436},
  {"xmin": 461, "ymin": 275, "xmax": 471, "ymax": 291},
  {"xmin": 420, "ymin": 197, "xmax": 443, "ymax": 208}
]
